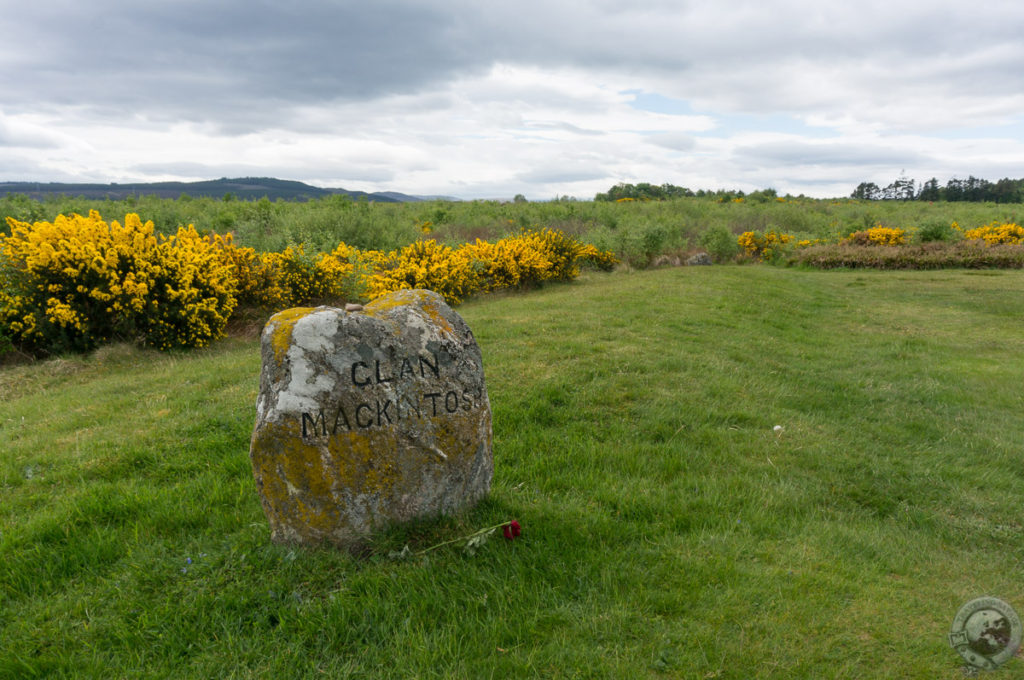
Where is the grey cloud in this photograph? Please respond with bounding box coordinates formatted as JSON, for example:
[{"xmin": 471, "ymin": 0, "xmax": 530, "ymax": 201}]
[
  {"xmin": 734, "ymin": 140, "xmax": 932, "ymax": 168},
  {"xmin": 0, "ymin": 152, "xmax": 80, "ymax": 182},
  {"xmin": 515, "ymin": 166, "xmax": 607, "ymax": 183},
  {"xmin": 129, "ymin": 162, "xmax": 238, "ymax": 177},
  {"xmin": 525, "ymin": 122, "xmax": 604, "ymax": 136},
  {"xmin": 320, "ymin": 166, "xmax": 397, "ymax": 184},
  {"xmin": 0, "ymin": 119, "xmax": 60, "ymax": 149},
  {"xmin": 129, "ymin": 161, "xmax": 395, "ymax": 184},
  {"xmin": 3, "ymin": 0, "xmax": 1024, "ymax": 198},
  {"xmin": 646, "ymin": 132, "xmax": 695, "ymax": 151},
  {"xmin": 4, "ymin": 0, "xmax": 1024, "ymax": 132},
  {"xmin": 0, "ymin": 1, "xmax": 495, "ymax": 130}
]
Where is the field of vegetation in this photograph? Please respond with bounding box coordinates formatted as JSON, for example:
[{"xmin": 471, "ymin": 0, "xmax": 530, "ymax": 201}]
[
  {"xmin": 4, "ymin": 192, "xmax": 1023, "ymax": 358},
  {"xmin": 3, "ymin": 264, "xmax": 1024, "ymax": 677},
  {"xmin": 4, "ymin": 191, "xmax": 1024, "ymax": 265}
]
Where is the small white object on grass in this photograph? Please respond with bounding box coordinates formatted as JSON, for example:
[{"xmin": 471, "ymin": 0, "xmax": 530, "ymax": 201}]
[{"xmin": 773, "ymin": 425, "xmax": 783, "ymax": 432}]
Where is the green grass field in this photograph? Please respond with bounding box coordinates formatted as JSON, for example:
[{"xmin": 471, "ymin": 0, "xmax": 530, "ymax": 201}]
[{"xmin": 2, "ymin": 266, "xmax": 1023, "ymax": 678}]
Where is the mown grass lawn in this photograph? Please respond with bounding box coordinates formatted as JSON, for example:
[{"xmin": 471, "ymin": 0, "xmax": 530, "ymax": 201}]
[{"xmin": 2, "ymin": 266, "xmax": 1023, "ymax": 679}]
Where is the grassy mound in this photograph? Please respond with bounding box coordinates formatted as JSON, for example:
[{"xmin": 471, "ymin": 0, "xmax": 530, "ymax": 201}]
[{"xmin": 3, "ymin": 267, "xmax": 1024, "ymax": 677}]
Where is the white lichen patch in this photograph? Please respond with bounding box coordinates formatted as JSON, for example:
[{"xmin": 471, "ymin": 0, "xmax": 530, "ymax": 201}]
[
  {"xmin": 274, "ymin": 310, "xmax": 341, "ymax": 415},
  {"xmin": 290, "ymin": 309, "xmax": 339, "ymax": 353}
]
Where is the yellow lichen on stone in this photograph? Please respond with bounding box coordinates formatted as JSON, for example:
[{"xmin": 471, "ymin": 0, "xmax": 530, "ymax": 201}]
[
  {"xmin": 364, "ymin": 289, "xmax": 455, "ymax": 337},
  {"xmin": 267, "ymin": 307, "xmax": 315, "ymax": 364},
  {"xmin": 252, "ymin": 419, "xmax": 411, "ymax": 541},
  {"xmin": 420, "ymin": 298, "xmax": 455, "ymax": 336},
  {"xmin": 279, "ymin": 436, "xmax": 334, "ymax": 502},
  {"xmin": 326, "ymin": 432, "xmax": 400, "ymax": 495},
  {"xmin": 363, "ymin": 290, "xmax": 421, "ymax": 316},
  {"xmin": 251, "ymin": 420, "xmax": 339, "ymax": 538}
]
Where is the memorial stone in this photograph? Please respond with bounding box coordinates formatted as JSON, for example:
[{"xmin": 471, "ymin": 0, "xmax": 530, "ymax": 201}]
[{"xmin": 249, "ymin": 289, "xmax": 493, "ymax": 549}]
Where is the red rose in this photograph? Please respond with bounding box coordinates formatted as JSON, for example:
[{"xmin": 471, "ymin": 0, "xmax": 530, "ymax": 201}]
[{"xmin": 503, "ymin": 520, "xmax": 521, "ymax": 540}]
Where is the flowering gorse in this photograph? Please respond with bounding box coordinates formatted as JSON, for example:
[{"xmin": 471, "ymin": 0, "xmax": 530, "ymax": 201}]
[
  {"xmin": 737, "ymin": 230, "xmax": 794, "ymax": 262},
  {"xmin": 1, "ymin": 212, "xmax": 615, "ymax": 355},
  {"xmin": 843, "ymin": 226, "xmax": 907, "ymax": 247},
  {"xmin": 354, "ymin": 228, "xmax": 616, "ymax": 305},
  {"xmin": 1, "ymin": 211, "xmax": 236, "ymax": 353},
  {"xmin": 963, "ymin": 222, "xmax": 1024, "ymax": 245},
  {"xmin": 363, "ymin": 239, "xmax": 479, "ymax": 304}
]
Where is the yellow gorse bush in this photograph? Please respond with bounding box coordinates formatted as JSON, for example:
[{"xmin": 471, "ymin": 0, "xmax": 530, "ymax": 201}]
[
  {"xmin": 576, "ymin": 243, "xmax": 619, "ymax": 272},
  {"xmin": 353, "ymin": 228, "xmax": 615, "ymax": 305},
  {"xmin": 737, "ymin": 230, "xmax": 793, "ymax": 261},
  {"xmin": 461, "ymin": 238, "xmax": 551, "ymax": 292},
  {"xmin": 1, "ymin": 212, "xmax": 616, "ymax": 355},
  {"xmin": 213, "ymin": 239, "xmax": 360, "ymax": 310},
  {"xmin": 468, "ymin": 229, "xmax": 591, "ymax": 290},
  {"xmin": 796, "ymin": 239, "xmax": 824, "ymax": 248},
  {"xmin": 364, "ymin": 239, "xmax": 480, "ymax": 304},
  {"xmin": 1, "ymin": 211, "xmax": 236, "ymax": 353},
  {"xmin": 143, "ymin": 225, "xmax": 238, "ymax": 351},
  {"xmin": 963, "ymin": 222, "xmax": 1024, "ymax": 245},
  {"xmin": 844, "ymin": 226, "xmax": 907, "ymax": 246},
  {"xmin": 211, "ymin": 237, "xmax": 278, "ymax": 308}
]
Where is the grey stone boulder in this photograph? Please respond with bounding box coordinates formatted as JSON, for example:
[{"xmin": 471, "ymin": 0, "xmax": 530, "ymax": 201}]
[
  {"xmin": 249, "ymin": 289, "xmax": 493, "ymax": 549},
  {"xmin": 686, "ymin": 252, "xmax": 713, "ymax": 266},
  {"xmin": 651, "ymin": 254, "xmax": 682, "ymax": 267}
]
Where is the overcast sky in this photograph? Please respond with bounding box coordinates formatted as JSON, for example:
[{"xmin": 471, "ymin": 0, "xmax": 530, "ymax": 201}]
[{"xmin": 2, "ymin": 1, "xmax": 1023, "ymax": 199}]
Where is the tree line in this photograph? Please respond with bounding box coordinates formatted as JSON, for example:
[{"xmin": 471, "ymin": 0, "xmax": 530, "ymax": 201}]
[
  {"xmin": 851, "ymin": 176, "xmax": 1024, "ymax": 203},
  {"xmin": 595, "ymin": 182, "xmax": 695, "ymax": 201},
  {"xmin": 594, "ymin": 182, "xmax": 782, "ymax": 202}
]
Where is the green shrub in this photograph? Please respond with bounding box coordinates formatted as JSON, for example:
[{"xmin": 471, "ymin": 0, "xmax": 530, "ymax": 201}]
[
  {"xmin": 0, "ymin": 327, "xmax": 13, "ymax": 358},
  {"xmin": 699, "ymin": 225, "xmax": 739, "ymax": 262},
  {"xmin": 617, "ymin": 221, "xmax": 669, "ymax": 268},
  {"xmin": 916, "ymin": 220, "xmax": 957, "ymax": 243}
]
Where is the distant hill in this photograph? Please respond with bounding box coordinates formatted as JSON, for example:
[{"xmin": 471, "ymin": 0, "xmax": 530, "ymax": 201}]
[{"xmin": 0, "ymin": 177, "xmax": 447, "ymax": 202}]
